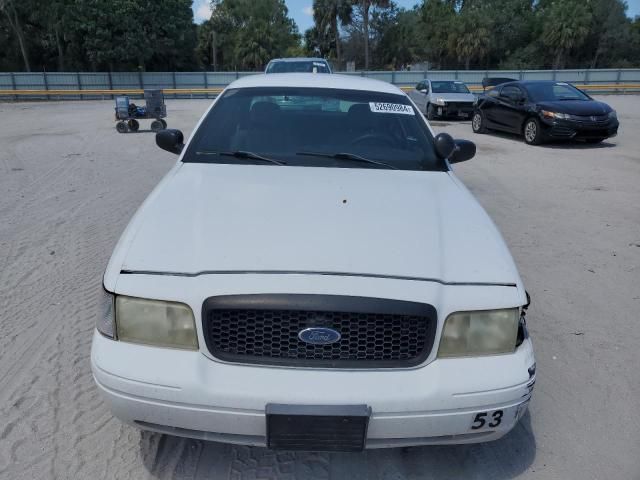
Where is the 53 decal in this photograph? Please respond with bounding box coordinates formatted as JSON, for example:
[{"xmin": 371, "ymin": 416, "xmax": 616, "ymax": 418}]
[{"xmin": 470, "ymin": 410, "xmax": 503, "ymax": 430}]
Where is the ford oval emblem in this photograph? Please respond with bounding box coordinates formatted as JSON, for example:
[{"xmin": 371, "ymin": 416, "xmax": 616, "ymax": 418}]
[{"xmin": 298, "ymin": 327, "xmax": 341, "ymax": 345}]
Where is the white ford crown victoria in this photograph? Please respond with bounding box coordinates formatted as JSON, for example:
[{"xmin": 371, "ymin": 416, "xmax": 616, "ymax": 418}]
[{"xmin": 92, "ymin": 73, "xmax": 535, "ymax": 451}]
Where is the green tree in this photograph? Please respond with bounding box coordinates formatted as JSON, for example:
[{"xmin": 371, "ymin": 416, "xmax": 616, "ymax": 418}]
[
  {"xmin": 312, "ymin": 0, "xmax": 352, "ymax": 65},
  {"xmin": 373, "ymin": 4, "xmax": 425, "ymax": 69},
  {"xmin": 61, "ymin": 0, "xmax": 196, "ymax": 71},
  {"xmin": 480, "ymin": 0, "xmax": 535, "ymax": 68},
  {"xmin": 584, "ymin": 0, "xmax": 630, "ymax": 68},
  {"xmin": 207, "ymin": 0, "xmax": 300, "ymax": 70},
  {"xmin": 0, "ymin": 0, "xmax": 31, "ymax": 71},
  {"xmin": 356, "ymin": 0, "xmax": 390, "ymax": 69},
  {"xmin": 304, "ymin": 25, "xmax": 332, "ymax": 57},
  {"xmin": 448, "ymin": 5, "xmax": 492, "ymax": 69},
  {"xmin": 539, "ymin": 0, "xmax": 592, "ymax": 68},
  {"xmin": 420, "ymin": 0, "xmax": 456, "ymax": 68}
]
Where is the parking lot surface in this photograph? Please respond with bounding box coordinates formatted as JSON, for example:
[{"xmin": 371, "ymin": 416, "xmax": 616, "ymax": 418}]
[{"xmin": 0, "ymin": 97, "xmax": 638, "ymax": 479}]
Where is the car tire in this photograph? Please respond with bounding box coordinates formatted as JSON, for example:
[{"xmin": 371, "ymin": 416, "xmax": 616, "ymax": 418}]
[
  {"xmin": 128, "ymin": 119, "xmax": 140, "ymax": 132},
  {"xmin": 426, "ymin": 103, "xmax": 436, "ymax": 121},
  {"xmin": 116, "ymin": 121, "xmax": 128, "ymax": 134},
  {"xmin": 150, "ymin": 120, "xmax": 163, "ymax": 132},
  {"xmin": 160, "ymin": 119, "xmax": 167, "ymax": 129},
  {"xmin": 523, "ymin": 117, "xmax": 543, "ymax": 145},
  {"xmin": 472, "ymin": 111, "xmax": 487, "ymax": 134}
]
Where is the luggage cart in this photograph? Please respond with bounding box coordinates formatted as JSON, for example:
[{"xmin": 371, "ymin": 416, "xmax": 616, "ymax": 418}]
[{"xmin": 114, "ymin": 89, "xmax": 168, "ymax": 133}]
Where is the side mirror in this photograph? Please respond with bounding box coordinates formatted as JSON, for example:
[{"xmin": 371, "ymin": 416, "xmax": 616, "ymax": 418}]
[
  {"xmin": 434, "ymin": 133, "xmax": 476, "ymax": 164},
  {"xmin": 434, "ymin": 132, "xmax": 456, "ymax": 160},
  {"xmin": 449, "ymin": 139, "xmax": 476, "ymax": 164},
  {"xmin": 156, "ymin": 129, "xmax": 184, "ymax": 155}
]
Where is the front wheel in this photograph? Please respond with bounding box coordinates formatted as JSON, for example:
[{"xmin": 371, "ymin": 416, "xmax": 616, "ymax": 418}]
[
  {"xmin": 472, "ymin": 111, "xmax": 487, "ymax": 133},
  {"xmin": 128, "ymin": 119, "xmax": 139, "ymax": 132},
  {"xmin": 150, "ymin": 120, "xmax": 163, "ymax": 132},
  {"xmin": 116, "ymin": 121, "xmax": 128, "ymax": 133},
  {"xmin": 160, "ymin": 119, "xmax": 167, "ymax": 129},
  {"xmin": 523, "ymin": 118, "xmax": 544, "ymax": 145}
]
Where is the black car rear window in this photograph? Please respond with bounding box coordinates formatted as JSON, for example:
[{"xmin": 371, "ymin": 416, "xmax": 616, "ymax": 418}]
[{"xmin": 182, "ymin": 87, "xmax": 444, "ymax": 171}]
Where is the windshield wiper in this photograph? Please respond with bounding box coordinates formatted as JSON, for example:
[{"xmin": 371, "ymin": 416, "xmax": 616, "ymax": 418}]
[
  {"xmin": 195, "ymin": 150, "xmax": 285, "ymax": 165},
  {"xmin": 296, "ymin": 151, "xmax": 398, "ymax": 170}
]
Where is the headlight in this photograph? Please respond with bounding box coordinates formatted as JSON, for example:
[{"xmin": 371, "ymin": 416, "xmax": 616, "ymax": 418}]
[
  {"xmin": 541, "ymin": 110, "xmax": 570, "ymax": 120},
  {"xmin": 608, "ymin": 110, "xmax": 617, "ymax": 119},
  {"xmin": 115, "ymin": 296, "xmax": 198, "ymax": 350},
  {"xmin": 434, "ymin": 97, "xmax": 446, "ymax": 106},
  {"xmin": 97, "ymin": 287, "xmax": 115, "ymax": 338},
  {"xmin": 438, "ymin": 309, "xmax": 519, "ymax": 358}
]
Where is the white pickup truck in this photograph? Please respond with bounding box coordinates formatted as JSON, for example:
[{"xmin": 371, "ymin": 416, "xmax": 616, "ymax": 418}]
[{"xmin": 92, "ymin": 73, "xmax": 535, "ymax": 451}]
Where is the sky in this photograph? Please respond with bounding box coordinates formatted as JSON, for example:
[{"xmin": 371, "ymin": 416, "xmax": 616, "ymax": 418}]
[{"xmin": 193, "ymin": 0, "xmax": 640, "ymax": 27}]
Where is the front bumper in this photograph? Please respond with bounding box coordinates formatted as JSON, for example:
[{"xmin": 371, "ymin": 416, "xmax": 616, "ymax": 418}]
[
  {"xmin": 92, "ymin": 330, "xmax": 535, "ymax": 449},
  {"xmin": 541, "ymin": 117, "xmax": 619, "ymax": 140},
  {"xmin": 435, "ymin": 102, "xmax": 475, "ymax": 118}
]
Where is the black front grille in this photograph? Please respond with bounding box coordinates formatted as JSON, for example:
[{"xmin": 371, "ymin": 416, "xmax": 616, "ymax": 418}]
[
  {"xmin": 450, "ymin": 102, "xmax": 474, "ymax": 108},
  {"xmin": 202, "ymin": 294, "xmax": 437, "ymax": 368},
  {"xmin": 571, "ymin": 114, "xmax": 609, "ymax": 124},
  {"xmin": 445, "ymin": 102, "xmax": 474, "ymax": 111}
]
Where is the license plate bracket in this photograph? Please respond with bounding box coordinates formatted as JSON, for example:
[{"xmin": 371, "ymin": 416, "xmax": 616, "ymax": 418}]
[{"xmin": 266, "ymin": 404, "xmax": 370, "ymax": 452}]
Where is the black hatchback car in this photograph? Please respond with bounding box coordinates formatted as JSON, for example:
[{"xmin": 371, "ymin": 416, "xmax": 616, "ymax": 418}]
[{"xmin": 472, "ymin": 80, "xmax": 619, "ymax": 145}]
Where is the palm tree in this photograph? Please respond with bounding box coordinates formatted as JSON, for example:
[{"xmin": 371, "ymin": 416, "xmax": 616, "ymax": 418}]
[
  {"xmin": 541, "ymin": 0, "xmax": 592, "ymax": 68},
  {"xmin": 312, "ymin": 0, "xmax": 353, "ymax": 66},
  {"xmin": 449, "ymin": 8, "xmax": 492, "ymax": 69},
  {"xmin": 357, "ymin": 0, "xmax": 389, "ymax": 70}
]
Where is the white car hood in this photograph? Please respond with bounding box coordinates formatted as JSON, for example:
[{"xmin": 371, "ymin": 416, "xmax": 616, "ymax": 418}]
[
  {"xmin": 435, "ymin": 93, "xmax": 476, "ymax": 103},
  {"xmin": 113, "ymin": 163, "xmax": 520, "ymax": 286}
]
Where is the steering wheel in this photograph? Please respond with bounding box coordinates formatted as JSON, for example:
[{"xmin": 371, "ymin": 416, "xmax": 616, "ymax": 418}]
[{"xmin": 348, "ymin": 133, "xmax": 397, "ymax": 148}]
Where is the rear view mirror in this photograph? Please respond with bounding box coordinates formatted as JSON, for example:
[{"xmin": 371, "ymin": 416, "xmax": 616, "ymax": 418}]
[
  {"xmin": 156, "ymin": 129, "xmax": 184, "ymax": 155},
  {"xmin": 434, "ymin": 133, "xmax": 475, "ymax": 164}
]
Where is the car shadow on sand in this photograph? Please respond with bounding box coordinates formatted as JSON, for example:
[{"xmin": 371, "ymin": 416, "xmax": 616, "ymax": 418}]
[
  {"xmin": 480, "ymin": 129, "xmax": 616, "ymax": 149},
  {"xmin": 139, "ymin": 412, "xmax": 536, "ymax": 479}
]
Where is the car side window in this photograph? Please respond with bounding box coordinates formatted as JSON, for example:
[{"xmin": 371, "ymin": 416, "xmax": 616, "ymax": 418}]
[
  {"xmin": 501, "ymin": 85, "xmax": 524, "ymax": 102},
  {"xmin": 416, "ymin": 82, "xmax": 424, "ymax": 91}
]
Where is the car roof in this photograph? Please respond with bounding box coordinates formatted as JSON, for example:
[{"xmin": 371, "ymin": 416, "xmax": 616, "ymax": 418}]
[
  {"xmin": 508, "ymin": 80, "xmax": 574, "ymax": 86},
  {"xmin": 268, "ymin": 58, "xmax": 329, "ymax": 63},
  {"xmin": 227, "ymin": 73, "xmax": 405, "ymax": 95}
]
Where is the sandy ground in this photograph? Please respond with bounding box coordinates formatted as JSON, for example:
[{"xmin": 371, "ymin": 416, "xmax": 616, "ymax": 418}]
[{"xmin": 0, "ymin": 96, "xmax": 638, "ymax": 480}]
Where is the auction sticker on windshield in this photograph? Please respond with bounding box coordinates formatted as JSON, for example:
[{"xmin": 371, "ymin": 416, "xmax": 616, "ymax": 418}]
[{"xmin": 369, "ymin": 102, "xmax": 414, "ymax": 115}]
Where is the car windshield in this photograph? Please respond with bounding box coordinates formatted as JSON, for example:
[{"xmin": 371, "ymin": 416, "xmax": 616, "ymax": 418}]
[
  {"xmin": 182, "ymin": 87, "xmax": 443, "ymax": 171},
  {"xmin": 525, "ymin": 82, "xmax": 590, "ymax": 102},
  {"xmin": 431, "ymin": 81, "xmax": 470, "ymax": 94},
  {"xmin": 266, "ymin": 61, "xmax": 330, "ymax": 74}
]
